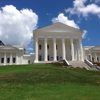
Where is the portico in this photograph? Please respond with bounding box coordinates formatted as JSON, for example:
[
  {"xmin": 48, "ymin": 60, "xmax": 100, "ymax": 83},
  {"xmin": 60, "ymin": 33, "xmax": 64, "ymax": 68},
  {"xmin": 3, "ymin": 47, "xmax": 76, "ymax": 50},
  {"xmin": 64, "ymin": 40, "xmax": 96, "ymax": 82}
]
[
  {"xmin": 89, "ymin": 47, "xmax": 100, "ymax": 62},
  {"xmin": 0, "ymin": 52, "xmax": 18, "ymax": 65},
  {"xmin": 0, "ymin": 44, "xmax": 24, "ymax": 65},
  {"xmin": 34, "ymin": 22, "xmax": 84, "ymax": 63}
]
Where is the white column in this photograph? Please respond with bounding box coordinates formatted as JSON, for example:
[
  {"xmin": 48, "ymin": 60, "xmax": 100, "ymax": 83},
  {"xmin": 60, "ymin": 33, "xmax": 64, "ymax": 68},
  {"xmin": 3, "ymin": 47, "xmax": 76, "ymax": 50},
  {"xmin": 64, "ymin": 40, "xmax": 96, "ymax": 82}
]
[
  {"xmin": 79, "ymin": 38, "xmax": 83, "ymax": 61},
  {"xmin": 10, "ymin": 52, "xmax": 12, "ymax": 65},
  {"xmin": 99, "ymin": 53, "xmax": 100, "ymax": 62},
  {"xmin": 53, "ymin": 38, "xmax": 57, "ymax": 61},
  {"xmin": 21, "ymin": 56, "xmax": 23, "ymax": 64},
  {"xmin": 34, "ymin": 37, "xmax": 38, "ymax": 62},
  {"xmin": 95, "ymin": 53, "xmax": 97, "ymax": 62},
  {"xmin": 89, "ymin": 51, "xmax": 92, "ymax": 61},
  {"xmin": 77, "ymin": 41, "xmax": 79, "ymax": 61},
  {"xmin": 74, "ymin": 43, "xmax": 77, "ymax": 61},
  {"xmin": 4, "ymin": 52, "xmax": 6, "ymax": 65},
  {"xmin": 71, "ymin": 38, "xmax": 74, "ymax": 61},
  {"xmin": 44, "ymin": 38, "xmax": 47, "ymax": 61},
  {"xmin": 62, "ymin": 38, "xmax": 66, "ymax": 60},
  {"xmin": 16, "ymin": 52, "xmax": 18, "ymax": 64}
]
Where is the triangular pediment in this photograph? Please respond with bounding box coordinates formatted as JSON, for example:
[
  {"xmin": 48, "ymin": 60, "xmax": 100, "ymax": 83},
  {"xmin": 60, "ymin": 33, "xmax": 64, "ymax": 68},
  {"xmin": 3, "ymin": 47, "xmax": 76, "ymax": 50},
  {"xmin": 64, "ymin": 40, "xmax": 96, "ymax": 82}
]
[
  {"xmin": 34, "ymin": 22, "xmax": 83, "ymax": 33},
  {"xmin": 0, "ymin": 45, "xmax": 18, "ymax": 50},
  {"xmin": 90, "ymin": 46, "xmax": 100, "ymax": 50}
]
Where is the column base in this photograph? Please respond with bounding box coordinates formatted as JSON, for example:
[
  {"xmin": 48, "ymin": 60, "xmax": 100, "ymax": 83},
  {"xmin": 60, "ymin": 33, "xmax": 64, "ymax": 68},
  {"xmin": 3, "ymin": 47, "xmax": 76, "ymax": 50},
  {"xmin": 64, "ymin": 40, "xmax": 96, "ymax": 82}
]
[
  {"xmin": 81, "ymin": 59, "xmax": 84, "ymax": 62},
  {"xmin": 44, "ymin": 60, "xmax": 48, "ymax": 62},
  {"xmin": 53, "ymin": 60, "xmax": 57, "ymax": 62},
  {"xmin": 34, "ymin": 60, "xmax": 39, "ymax": 63}
]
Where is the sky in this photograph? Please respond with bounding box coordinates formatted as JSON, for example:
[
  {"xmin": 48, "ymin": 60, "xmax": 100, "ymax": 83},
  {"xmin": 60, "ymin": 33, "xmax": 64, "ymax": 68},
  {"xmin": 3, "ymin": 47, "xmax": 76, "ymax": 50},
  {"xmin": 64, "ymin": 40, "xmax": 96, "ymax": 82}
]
[{"xmin": 0, "ymin": 0, "xmax": 100, "ymax": 54}]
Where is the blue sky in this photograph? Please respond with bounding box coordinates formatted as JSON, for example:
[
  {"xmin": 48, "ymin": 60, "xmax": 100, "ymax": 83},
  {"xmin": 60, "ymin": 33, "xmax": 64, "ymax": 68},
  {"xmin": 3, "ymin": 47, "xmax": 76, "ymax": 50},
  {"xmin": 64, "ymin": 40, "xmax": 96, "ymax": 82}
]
[{"xmin": 0, "ymin": 0, "xmax": 100, "ymax": 54}]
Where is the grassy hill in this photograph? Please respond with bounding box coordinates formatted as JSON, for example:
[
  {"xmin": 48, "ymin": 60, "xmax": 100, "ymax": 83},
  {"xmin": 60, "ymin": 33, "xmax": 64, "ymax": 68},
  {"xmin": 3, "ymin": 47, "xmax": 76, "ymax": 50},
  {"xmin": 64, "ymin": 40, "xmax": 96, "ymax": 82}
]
[{"xmin": 0, "ymin": 64, "xmax": 100, "ymax": 100}]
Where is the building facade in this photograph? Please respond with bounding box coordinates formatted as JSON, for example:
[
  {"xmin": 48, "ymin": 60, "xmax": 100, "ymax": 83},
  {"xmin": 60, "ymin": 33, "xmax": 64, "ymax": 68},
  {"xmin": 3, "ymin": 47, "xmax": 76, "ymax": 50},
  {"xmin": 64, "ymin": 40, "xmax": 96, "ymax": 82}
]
[
  {"xmin": 0, "ymin": 22, "xmax": 100, "ymax": 66},
  {"xmin": 34, "ymin": 22, "xmax": 84, "ymax": 63},
  {"xmin": 0, "ymin": 44, "xmax": 35, "ymax": 65},
  {"xmin": 84, "ymin": 46, "xmax": 100, "ymax": 62}
]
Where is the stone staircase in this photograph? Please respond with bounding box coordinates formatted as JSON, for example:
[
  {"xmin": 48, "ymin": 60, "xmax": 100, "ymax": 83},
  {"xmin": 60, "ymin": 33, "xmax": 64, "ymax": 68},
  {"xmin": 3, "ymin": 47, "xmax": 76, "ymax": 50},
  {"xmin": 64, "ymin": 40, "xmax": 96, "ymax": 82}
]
[{"xmin": 68, "ymin": 61, "xmax": 98, "ymax": 71}]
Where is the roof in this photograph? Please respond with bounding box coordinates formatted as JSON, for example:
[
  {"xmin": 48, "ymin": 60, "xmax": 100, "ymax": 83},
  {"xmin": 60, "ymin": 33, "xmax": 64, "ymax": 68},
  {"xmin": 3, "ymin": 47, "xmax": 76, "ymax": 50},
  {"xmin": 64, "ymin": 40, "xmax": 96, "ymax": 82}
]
[
  {"xmin": 34, "ymin": 22, "xmax": 83, "ymax": 34},
  {"xmin": 0, "ymin": 44, "xmax": 24, "ymax": 50},
  {"xmin": 89, "ymin": 45, "xmax": 100, "ymax": 51}
]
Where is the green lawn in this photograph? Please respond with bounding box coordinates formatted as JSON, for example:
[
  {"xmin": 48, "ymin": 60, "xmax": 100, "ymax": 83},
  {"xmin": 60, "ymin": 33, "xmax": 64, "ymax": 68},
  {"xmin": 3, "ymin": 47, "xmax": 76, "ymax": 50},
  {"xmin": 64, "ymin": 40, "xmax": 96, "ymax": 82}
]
[{"xmin": 0, "ymin": 64, "xmax": 100, "ymax": 100}]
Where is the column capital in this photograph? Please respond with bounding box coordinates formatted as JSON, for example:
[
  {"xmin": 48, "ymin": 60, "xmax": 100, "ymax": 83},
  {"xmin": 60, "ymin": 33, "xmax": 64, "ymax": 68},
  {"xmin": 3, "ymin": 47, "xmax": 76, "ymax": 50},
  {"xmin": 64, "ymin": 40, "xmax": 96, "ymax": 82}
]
[
  {"xmin": 62, "ymin": 37, "xmax": 65, "ymax": 39},
  {"xmin": 70, "ymin": 37, "xmax": 74, "ymax": 40},
  {"xmin": 53, "ymin": 37, "xmax": 56, "ymax": 39},
  {"xmin": 70, "ymin": 38, "xmax": 74, "ymax": 42},
  {"xmin": 79, "ymin": 38, "xmax": 82, "ymax": 41}
]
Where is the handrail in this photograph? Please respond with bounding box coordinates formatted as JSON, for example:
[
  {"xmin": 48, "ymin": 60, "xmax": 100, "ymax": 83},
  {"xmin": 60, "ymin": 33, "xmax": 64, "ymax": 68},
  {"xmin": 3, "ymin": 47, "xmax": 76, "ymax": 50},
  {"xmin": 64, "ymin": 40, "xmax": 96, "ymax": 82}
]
[
  {"xmin": 59, "ymin": 59, "xmax": 70, "ymax": 66},
  {"xmin": 64, "ymin": 59, "xmax": 70, "ymax": 65},
  {"xmin": 84, "ymin": 59, "xmax": 94, "ymax": 68}
]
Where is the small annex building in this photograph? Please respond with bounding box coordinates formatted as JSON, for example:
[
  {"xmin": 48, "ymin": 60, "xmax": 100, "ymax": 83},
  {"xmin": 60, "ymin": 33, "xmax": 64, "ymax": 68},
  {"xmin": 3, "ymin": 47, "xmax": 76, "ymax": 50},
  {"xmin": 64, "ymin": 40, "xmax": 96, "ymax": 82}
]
[{"xmin": 0, "ymin": 41, "xmax": 35, "ymax": 65}]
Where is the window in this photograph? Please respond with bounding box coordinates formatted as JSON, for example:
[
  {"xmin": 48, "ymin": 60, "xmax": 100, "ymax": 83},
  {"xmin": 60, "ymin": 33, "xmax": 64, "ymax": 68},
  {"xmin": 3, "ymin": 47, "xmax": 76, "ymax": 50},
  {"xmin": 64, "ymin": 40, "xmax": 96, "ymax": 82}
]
[
  {"xmin": 13, "ymin": 58, "xmax": 16, "ymax": 63},
  {"xmin": 70, "ymin": 45, "xmax": 71, "ymax": 50},
  {"xmin": 7, "ymin": 58, "xmax": 10, "ymax": 63},
  {"xmin": 48, "ymin": 55, "xmax": 49, "ymax": 61},
  {"xmin": 97, "ymin": 57, "xmax": 99, "ymax": 62},
  {"xmin": 1, "ymin": 58, "xmax": 4, "ymax": 63},
  {"xmin": 47, "ymin": 45, "xmax": 49, "ymax": 50},
  {"xmin": 39, "ymin": 45, "xmax": 41, "ymax": 50},
  {"xmin": 57, "ymin": 56, "xmax": 59, "ymax": 61},
  {"xmin": 28, "ymin": 60, "xmax": 30, "ymax": 64},
  {"xmin": 92, "ymin": 57, "xmax": 94, "ymax": 62},
  {"xmin": 39, "ymin": 55, "xmax": 42, "ymax": 61}
]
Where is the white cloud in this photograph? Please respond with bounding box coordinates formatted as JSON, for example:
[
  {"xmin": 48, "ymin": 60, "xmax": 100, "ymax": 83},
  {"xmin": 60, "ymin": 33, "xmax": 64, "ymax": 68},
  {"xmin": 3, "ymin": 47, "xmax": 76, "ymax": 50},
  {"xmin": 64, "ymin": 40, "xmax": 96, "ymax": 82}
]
[
  {"xmin": 27, "ymin": 47, "xmax": 33, "ymax": 50},
  {"xmin": 52, "ymin": 13, "xmax": 87, "ymax": 38},
  {"xmin": 30, "ymin": 53, "xmax": 35, "ymax": 54},
  {"xmin": 0, "ymin": 5, "xmax": 38, "ymax": 47},
  {"xmin": 66, "ymin": 0, "xmax": 100, "ymax": 18},
  {"xmin": 82, "ymin": 30, "xmax": 87, "ymax": 38},
  {"xmin": 52, "ymin": 13, "xmax": 79, "ymax": 29}
]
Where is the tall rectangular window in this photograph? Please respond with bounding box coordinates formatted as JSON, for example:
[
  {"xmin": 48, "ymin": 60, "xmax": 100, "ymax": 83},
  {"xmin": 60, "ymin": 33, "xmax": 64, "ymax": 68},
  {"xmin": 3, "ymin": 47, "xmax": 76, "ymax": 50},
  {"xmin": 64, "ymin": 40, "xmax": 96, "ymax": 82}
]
[
  {"xmin": 13, "ymin": 58, "xmax": 16, "ymax": 63},
  {"xmin": 28, "ymin": 60, "xmax": 30, "ymax": 64},
  {"xmin": 1, "ymin": 58, "xmax": 4, "ymax": 63},
  {"xmin": 39, "ymin": 45, "xmax": 41, "ymax": 50},
  {"xmin": 47, "ymin": 45, "xmax": 49, "ymax": 50},
  {"xmin": 39, "ymin": 55, "xmax": 42, "ymax": 61},
  {"xmin": 7, "ymin": 58, "xmax": 10, "ymax": 63}
]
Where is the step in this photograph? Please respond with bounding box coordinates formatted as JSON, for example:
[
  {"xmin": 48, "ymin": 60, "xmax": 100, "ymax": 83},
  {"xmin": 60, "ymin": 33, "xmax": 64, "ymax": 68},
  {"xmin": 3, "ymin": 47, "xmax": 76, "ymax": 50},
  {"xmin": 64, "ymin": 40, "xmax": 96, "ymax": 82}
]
[{"xmin": 68, "ymin": 61, "xmax": 98, "ymax": 71}]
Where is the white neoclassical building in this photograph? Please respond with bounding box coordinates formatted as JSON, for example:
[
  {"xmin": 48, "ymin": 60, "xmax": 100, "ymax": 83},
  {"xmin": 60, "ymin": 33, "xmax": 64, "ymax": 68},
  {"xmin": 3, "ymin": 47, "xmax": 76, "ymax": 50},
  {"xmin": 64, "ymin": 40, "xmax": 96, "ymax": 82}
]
[
  {"xmin": 84, "ymin": 46, "xmax": 100, "ymax": 62},
  {"xmin": 0, "ymin": 22, "xmax": 100, "ymax": 67},
  {"xmin": 34, "ymin": 22, "xmax": 84, "ymax": 63},
  {"xmin": 0, "ymin": 43, "xmax": 35, "ymax": 65}
]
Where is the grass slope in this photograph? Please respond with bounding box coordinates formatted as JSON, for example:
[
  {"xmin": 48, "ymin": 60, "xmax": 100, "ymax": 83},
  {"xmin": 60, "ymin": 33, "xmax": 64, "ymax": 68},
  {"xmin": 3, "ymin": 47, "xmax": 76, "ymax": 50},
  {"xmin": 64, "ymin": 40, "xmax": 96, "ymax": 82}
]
[{"xmin": 0, "ymin": 64, "xmax": 100, "ymax": 100}]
